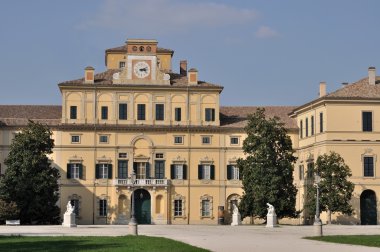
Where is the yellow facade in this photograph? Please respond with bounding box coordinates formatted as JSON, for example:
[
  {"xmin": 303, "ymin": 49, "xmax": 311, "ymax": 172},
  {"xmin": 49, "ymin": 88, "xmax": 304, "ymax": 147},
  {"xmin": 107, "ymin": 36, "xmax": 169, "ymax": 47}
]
[{"xmin": 0, "ymin": 39, "xmax": 379, "ymax": 225}]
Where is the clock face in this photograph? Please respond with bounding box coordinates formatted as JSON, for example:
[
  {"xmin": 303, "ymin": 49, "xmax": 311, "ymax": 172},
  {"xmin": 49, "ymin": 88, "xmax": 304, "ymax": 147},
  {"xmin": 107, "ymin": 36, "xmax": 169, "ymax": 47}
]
[{"xmin": 133, "ymin": 61, "xmax": 151, "ymax": 79}]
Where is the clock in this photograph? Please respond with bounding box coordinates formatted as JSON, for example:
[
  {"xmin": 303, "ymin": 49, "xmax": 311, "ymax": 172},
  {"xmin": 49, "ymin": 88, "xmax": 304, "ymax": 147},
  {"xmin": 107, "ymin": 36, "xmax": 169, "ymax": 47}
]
[{"xmin": 133, "ymin": 61, "xmax": 150, "ymax": 79}]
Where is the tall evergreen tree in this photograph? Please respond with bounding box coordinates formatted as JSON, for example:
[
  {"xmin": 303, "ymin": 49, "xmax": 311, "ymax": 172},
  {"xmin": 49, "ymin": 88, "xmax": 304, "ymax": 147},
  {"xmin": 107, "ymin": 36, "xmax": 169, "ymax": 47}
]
[
  {"xmin": 0, "ymin": 121, "xmax": 60, "ymax": 224},
  {"xmin": 304, "ymin": 152, "xmax": 354, "ymax": 224},
  {"xmin": 237, "ymin": 108, "xmax": 297, "ymax": 219}
]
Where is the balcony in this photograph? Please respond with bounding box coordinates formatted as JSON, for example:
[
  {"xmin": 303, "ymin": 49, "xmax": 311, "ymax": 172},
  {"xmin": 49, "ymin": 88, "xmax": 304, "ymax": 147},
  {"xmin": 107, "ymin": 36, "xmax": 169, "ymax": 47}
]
[{"xmin": 113, "ymin": 178, "xmax": 169, "ymax": 187}]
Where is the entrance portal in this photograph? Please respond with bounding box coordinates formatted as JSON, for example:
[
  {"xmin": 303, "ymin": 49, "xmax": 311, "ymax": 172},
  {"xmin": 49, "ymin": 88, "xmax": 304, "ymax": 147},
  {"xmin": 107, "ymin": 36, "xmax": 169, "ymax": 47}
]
[
  {"xmin": 360, "ymin": 190, "xmax": 377, "ymax": 225},
  {"xmin": 133, "ymin": 189, "xmax": 151, "ymax": 224}
]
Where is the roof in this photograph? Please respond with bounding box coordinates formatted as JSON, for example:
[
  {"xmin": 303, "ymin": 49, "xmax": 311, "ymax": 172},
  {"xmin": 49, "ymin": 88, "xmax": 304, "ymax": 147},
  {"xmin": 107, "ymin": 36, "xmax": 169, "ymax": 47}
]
[
  {"xmin": 58, "ymin": 69, "xmax": 223, "ymax": 88},
  {"xmin": 0, "ymin": 105, "xmax": 61, "ymax": 126},
  {"xmin": 291, "ymin": 76, "xmax": 380, "ymax": 115},
  {"xmin": 220, "ymin": 106, "xmax": 298, "ymax": 129},
  {"xmin": 0, "ymin": 105, "xmax": 297, "ymax": 129},
  {"xmin": 105, "ymin": 45, "xmax": 174, "ymax": 54}
]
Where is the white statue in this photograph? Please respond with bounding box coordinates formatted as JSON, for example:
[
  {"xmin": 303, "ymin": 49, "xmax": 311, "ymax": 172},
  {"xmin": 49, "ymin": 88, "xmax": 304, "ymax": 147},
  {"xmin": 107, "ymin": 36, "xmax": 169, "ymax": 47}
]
[
  {"xmin": 233, "ymin": 203, "xmax": 239, "ymax": 214},
  {"xmin": 65, "ymin": 201, "xmax": 74, "ymax": 214},
  {"xmin": 266, "ymin": 203, "xmax": 275, "ymax": 215}
]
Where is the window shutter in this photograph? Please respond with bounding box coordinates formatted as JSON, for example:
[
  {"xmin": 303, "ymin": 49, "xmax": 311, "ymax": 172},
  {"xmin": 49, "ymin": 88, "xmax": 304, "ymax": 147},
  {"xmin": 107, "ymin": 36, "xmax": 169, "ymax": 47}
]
[
  {"xmin": 198, "ymin": 165, "xmax": 203, "ymax": 179},
  {"xmin": 227, "ymin": 165, "xmax": 232, "ymax": 180},
  {"xmin": 79, "ymin": 164, "xmax": 83, "ymax": 179},
  {"xmin": 95, "ymin": 164, "xmax": 100, "ymax": 179},
  {"xmin": 170, "ymin": 164, "xmax": 175, "ymax": 179},
  {"xmin": 212, "ymin": 109, "xmax": 215, "ymax": 121},
  {"xmin": 108, "ymin": 164, "xmax": 112, "ymax": 179},
  {"xmin": 210, "ymin": 165, "xmax": 215, "ymax": 180},
  {"xmin": 183, "ymin": 165, "xmax": 187, "ymax": 180},
  {"xmin": 146, "ymin": 162, "xmax": 150, "ymax": 179},
  {"xmin": 133, "ymin": 162, "xmax": 137, "ymax": 174},
  {"xmin": 67, "ymin": 164, "xmax": 71, "ymax": 179}
]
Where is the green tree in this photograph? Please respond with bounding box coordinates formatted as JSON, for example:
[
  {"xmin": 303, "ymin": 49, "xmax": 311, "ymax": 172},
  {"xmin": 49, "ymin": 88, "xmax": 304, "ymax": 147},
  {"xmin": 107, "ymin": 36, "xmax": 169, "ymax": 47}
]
[
  {"xmin": 0, "ymin": 121, "xmax": 60, "ymax": 224},
  {"xmin": 0, "ymin": 199, "xmax": 19, "ymax": 222},
  {"xmin": 237, "ymin": 108, "xmax": 298, "ymax": 219},
  {"xmin": 305, "ymin": 152, "xmax": 354, "ymax": 224}
]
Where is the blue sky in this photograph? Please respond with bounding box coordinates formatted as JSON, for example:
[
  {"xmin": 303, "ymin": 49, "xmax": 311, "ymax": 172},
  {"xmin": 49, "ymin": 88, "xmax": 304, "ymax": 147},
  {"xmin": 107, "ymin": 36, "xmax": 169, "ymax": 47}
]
[{"xmin": 1, "ymin": 0, "xmax": 380, "ymax": 106}]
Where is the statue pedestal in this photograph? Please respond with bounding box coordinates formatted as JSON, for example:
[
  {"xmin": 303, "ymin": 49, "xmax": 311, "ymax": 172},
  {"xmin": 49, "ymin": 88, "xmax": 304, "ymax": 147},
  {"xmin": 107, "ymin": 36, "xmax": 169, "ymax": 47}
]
[
  {"xmin": 231, "ymin": 212, "xmax": 241, "ymax": 226},
  {"xmin": 266, "ymin": 213, "xmax": 278, "ymax": 228},
  {"xmin": 62, "ymin": 212, "xmax": 76, "ymax": 227}
]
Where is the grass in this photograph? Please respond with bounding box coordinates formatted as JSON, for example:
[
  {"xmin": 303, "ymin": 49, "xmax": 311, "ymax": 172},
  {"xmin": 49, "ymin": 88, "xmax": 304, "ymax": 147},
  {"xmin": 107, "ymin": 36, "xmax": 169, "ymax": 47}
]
[
  {"xmin": 0, "ymin": 235, "xmax": 209, "ymax": 252},
  {"xmin": 305, "ymin": 235, "xmax": 380, "ymax": 248}
]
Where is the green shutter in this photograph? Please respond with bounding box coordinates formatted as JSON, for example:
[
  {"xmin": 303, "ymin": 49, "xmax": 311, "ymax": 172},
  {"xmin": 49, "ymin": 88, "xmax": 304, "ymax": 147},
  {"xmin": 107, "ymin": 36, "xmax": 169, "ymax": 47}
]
[
  {"xmin": 212, "ymin": 109, "xmax": 215, "ymax": 121},
  {"xmin": 170, "ymin": 164, "xmax": 175, "ymax": 179},
  {"xmin": 146, "ymin": 163, "xmax": 150, "ymax": 179},
  {"xmin": 95, "ymin": 164, "xmax": 100, "ymax": 179},
  {"xmin": 67, "ymin": 164, "xmax": 71, "ymax": 179},
  {"xmin": 210, "ymin": 165, "xmax": 215, "ymax": 180},
  {"xmin": 133, "ymin": 162, "xmax": 137, "ymax": 174},
  {"xmin": 79, "ymin": 164, "xmax": 83, "ymax": 179},
  {"xmin": 227, "ymin": 165, "xmax": 232, "ymax": 180},
  {"xmin": 108, "ymin": 164, "xmax": 112, "ymax": 179},
  {"xmin": 183, "ymin": 165, "xmax": 187, "ymax": 180},
  {"xmin": 198, "ymin": 165, "xmax": 202, "ymax": 179}
]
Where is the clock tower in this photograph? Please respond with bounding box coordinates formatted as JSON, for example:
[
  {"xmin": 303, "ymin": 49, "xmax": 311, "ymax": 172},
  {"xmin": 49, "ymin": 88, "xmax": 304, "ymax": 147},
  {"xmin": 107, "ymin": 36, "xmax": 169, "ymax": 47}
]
[{"xmin": 112, "ymin": 39, "xmax": 171, "ymax": 85}]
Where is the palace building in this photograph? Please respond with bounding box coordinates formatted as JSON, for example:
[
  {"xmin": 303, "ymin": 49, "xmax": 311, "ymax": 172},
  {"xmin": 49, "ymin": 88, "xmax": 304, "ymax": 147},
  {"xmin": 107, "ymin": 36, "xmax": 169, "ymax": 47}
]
[{"xmin": 0, "ymin": 38, "xmax": 379, "ymax": 225}]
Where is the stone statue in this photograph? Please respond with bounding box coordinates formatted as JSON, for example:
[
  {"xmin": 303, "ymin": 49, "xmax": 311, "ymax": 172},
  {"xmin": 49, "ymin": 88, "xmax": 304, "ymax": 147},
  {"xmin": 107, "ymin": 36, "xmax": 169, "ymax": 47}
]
[
  {"xmin": 65, "ymin": 201, "xmax": 74, "ymax": 214},
  {"xmin": 233, "ymin": 203, "xmax": 239, "ymax": 214},
  {"xmin": 266, "ymin": 203, "xmax": 275, "ymax": 215}
]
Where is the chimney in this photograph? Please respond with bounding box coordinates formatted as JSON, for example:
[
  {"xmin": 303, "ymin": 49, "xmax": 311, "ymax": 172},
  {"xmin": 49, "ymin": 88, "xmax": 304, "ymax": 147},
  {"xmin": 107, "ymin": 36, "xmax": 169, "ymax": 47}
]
[
  {"xmin": 342, "ymin": 82, "xmax": 348, "ymax": 86},
  {"xmin": 180, "ymin": 60, "xmax": 187, "ymax": 76},
  {"xmin": 84, "ymin": 66, "xmax": 95, "ymax": 84},
  {"xmin": 368, "ymin": 66, "xmax": 376, "ymax": 85},
  {"xmin": 319, "ymin": 81, "xmax": 326, "ymax": 97},
  {"xmin": 188, "ymin": 68, "xmax": 198, "ymax": 85}
]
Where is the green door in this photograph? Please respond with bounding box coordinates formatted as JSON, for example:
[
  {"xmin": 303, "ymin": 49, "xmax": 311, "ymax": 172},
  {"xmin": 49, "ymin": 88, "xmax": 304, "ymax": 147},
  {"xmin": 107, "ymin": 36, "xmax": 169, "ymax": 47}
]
[
  {"xmin": 134, "ymin": 189, "xmax": 151, "ymax": 224},
  {"xmin": 360, "ymin": 190, "xmax": 377, "ymax": 225}
]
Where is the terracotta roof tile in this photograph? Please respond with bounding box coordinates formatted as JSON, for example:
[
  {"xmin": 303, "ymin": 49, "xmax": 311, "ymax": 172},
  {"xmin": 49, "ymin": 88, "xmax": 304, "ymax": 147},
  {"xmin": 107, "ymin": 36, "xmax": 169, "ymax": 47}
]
[
  {"xmin": 325, "ymin": 76, "xmax": 380, "ymax": 98},
  {"xmin": 0, "ymin": 105, "xmax": 61, "ymax": 126}
]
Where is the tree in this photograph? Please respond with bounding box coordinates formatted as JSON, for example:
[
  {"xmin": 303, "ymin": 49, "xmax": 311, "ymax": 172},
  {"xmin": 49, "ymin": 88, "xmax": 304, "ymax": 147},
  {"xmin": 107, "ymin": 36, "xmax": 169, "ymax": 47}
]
[
  {"xmin": 0, "ymin": 121, "xmax": 60, "ymax": 224},
  {"xmin": 237, "ymin": 108, "xmax": 298, "ymax": 220},
  {"xmin": 0, "ymin": 199, "xmax": 19, "ymax": 222},
  {"xmin": 305, "ymin": 152, "xmax": 354, "ymax": 224}
]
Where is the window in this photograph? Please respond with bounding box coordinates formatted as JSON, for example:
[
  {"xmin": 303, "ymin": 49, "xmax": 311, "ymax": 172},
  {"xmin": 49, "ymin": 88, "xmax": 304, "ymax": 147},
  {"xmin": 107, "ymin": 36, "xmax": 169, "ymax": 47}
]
[
  {"xmin": 300, "ymin": 120, "xmax": 303, "ymax": 138},
  {"xmin": 227, "ymin": 165, "xmax": 239, "ymax": 180},
  {"xmin": 155, "ymin": 161, "xmax": 165, "ymax": 179},
  {"xmin": 137, "ymin": 104, "xmax": 146, "ymax": 120},
  {"xmin": 118, "ymin": 160, "xmax": 128, "ymax": 179},
  {"xmin": 306, "ymin": 163, "xmax": 314, "ymax": 179},
  {"xmin": 70, "ymin": 106, "xmax": 77, "ymax": 119},
  {"xmin": 156, "ymin": 153, "xmax": 164, "ymax": 159},
  {"xmin": 364, "ymin": 157, "xmax": 374, "ymax": 177},
  {"xmin": 305, "ymin": 118, "xmax": 309, "ymax": 137},
  {"xmin": 119, "ymin": 153, "xmax": 127, "ymax": 158},
  {"xmin": 134, "ymin": 162, "xmax": 148, "ymax": 179},
  {"xmin": 174, "ymin": 136, "xmax": 183, "ymax": 144},
  {"xmin": 230, "ymin": 137, "xmax": 239, "ymax": 145},
  {"xmin": 299, "ymin": 165, "xmax": 304, "ymax": 180},
  {"xmin": 311, "ymin": 116, "xmax": 314, "ymax": 136},
  {"xmin": 174, "ymin": 199, "xmax": 183, "ymax": 216},
  {"xmin": 99, "ymin": 199, "xmax": 107, "ymax": 217},
  {"xmin": 363, "ymin": 111, "xmax": 373, "ymax": 132},
  {"xmin": 99, "ymin": 135, "xmax": 108, "ymax": 143},
  {"xmin": 155, "ymin": 104, "xmax": 164, "ymax": 121},
  {"xmin": 67, "ymin": 163, "xmax": 81, "ymax": 179},
  {"xmin": 71, "ymin": 135, "xmax": 80, "ymax": 143},
  {"xmin": 201, "ymin": 200, "xmax": 210, "ymax": 217},
  {"xmin": 175, "ymin": 107, "xmax": 181, "ymax": 121},
  {"xmin": 119, "ymin": 61, "xmax": 126, "ymax": 68},
  {"xmin": 320, "ymin": 112, "xmax": 324, "ymax": 133},
  {"xmin": 171, "ymin": 164, "xmax": 186, "ymax": 180},
  {"xmin": 205, "ymin": 108, "xmax": 215, "ymax": 122},
  {"xmin": 99, "ymin": 164, "xmax": 109, "ymax": 179},
  {"xmin": 202, "ymin": 136, "xmax": 211, "ymax": 144},
  {"xmin": 101, "ymin": 106, "xmax": 108, "ymax": 120},
  {"xmin": 198, "ymin": 164, "xmax": 215, "ymax": 180},
  {"xmin": 119, "ymin": 104, "xmax": 128, "ymax": 120},
  {"xmin": 70, "ymin": 199, "xmax": 79, "ymax": 216}
]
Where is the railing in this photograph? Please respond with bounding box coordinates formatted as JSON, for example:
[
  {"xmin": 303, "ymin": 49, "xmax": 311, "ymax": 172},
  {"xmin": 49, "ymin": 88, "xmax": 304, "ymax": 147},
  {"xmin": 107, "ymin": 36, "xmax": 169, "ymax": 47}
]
[{"xmin": 113, "ymin": 179, "xmax": 169, "ymax": 186}]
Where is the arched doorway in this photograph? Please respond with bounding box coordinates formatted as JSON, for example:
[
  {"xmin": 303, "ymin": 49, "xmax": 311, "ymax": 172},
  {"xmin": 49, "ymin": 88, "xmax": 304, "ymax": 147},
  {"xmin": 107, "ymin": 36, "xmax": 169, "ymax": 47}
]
[
  {"xmin": 133, "ymin": 189, "xmax": 151, "ymax": 224},
  {"xmin": 226, "ymin": 194, "xmax": 240, "ymax": 224},
  {"xmin": 360, "ymin": 190, "xmax": 377, "ymax": 225}
]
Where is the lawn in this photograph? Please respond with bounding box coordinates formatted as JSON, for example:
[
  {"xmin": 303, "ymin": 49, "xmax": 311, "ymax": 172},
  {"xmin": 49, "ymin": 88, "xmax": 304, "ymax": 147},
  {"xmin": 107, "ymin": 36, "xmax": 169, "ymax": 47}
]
[
  {"xmin": 306, "ymin": 235, "xmax": 380, "ymax": 248},
  {"xmin": 0, "ymin": 235, "xmax": 209, "ymax": 252}
]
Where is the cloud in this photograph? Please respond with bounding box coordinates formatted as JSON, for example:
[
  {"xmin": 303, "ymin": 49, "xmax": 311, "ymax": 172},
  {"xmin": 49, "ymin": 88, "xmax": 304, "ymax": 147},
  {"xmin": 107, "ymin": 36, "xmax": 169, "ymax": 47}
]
[
  {"xmin": 77, "ymin": 0, "xmax": 258, "ymax": 35},
  {"xmin": 255, "ymin": 26, "xmax": 279, "ymax": 39}
]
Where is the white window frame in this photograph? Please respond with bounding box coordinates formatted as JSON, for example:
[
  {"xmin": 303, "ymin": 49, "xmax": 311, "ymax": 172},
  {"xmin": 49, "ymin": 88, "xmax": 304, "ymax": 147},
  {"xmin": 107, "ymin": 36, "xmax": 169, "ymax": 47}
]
[
  {"xmin": 202, "ymin": 165, "xmax": 211, "ymax": 180},
  {"xmin": 231, "ymin": 165, "xmax": 239, "ymax": 180},
  {"xmin": 175, "ymin": 164, "xmax": 183, "ymax": 179},
  {"xmin": 201, "ymin": 200, "xmax": 210, "ymax": 217},
  {"xmin": 71, "ymin": 135, "xmax": 80, "ymax": 144},
  {"xmin": 174, "ymin": 199, "xmax": 183, "ymax": 217},
  {"xmin": 99, "ymin": 164, "xmax": 109, "ymax": 179},
  {"xmin": 99, "ymin": 199, "xmax": 107, "ymax": 217},
  {"xmin": 71, "ymin": 163, "xmax": 80, "ymax": 179}
]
